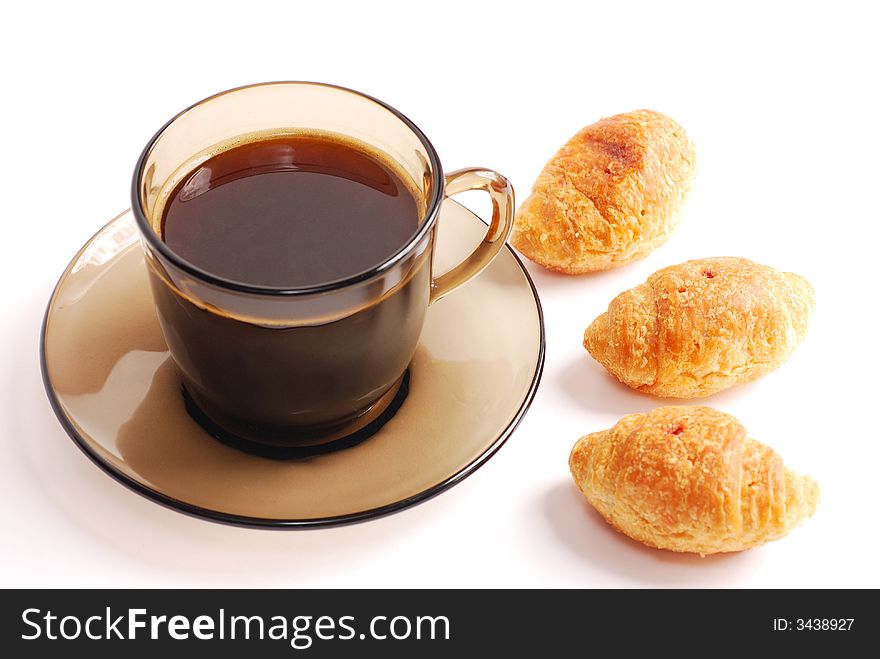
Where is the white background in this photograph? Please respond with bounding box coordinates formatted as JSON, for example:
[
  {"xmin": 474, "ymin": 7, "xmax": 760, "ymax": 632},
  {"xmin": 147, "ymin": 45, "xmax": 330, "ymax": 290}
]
[{"xmin": 2, "ymin": 0, "xmax": 878, "ymax": 588}]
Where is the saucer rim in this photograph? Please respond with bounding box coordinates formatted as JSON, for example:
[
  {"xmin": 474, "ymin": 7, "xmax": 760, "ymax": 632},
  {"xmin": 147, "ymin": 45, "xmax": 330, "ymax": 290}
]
[{"xmin": 40, "ymin": 206, "xmax": 546, "ymax": 529}]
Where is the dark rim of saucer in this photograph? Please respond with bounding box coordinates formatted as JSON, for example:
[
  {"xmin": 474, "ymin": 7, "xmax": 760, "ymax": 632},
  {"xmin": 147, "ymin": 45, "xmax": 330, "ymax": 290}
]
[
  {"xmin": 131, "ymin": 81, "xmax": 446, "ymax": 297},
  {"xmin": 39, "ymin": 212, "xmax": 546, "ymax": 529}
]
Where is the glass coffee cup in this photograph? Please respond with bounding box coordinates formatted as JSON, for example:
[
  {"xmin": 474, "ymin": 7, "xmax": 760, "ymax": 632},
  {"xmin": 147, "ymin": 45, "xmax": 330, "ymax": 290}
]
[{"xmin": 132, "ymin": 82, "xmax": 514, "ymax": 448}]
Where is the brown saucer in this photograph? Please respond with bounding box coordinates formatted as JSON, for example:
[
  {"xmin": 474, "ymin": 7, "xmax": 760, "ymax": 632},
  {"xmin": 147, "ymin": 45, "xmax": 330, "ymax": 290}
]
[{"xmin": 40, "ymin": 200, "xmax": 544, "ymax": 527}]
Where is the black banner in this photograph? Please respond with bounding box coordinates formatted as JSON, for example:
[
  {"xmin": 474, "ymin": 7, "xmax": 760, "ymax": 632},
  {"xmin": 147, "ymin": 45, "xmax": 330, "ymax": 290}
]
[{"xmin": 0, "ymin": 589, "xmax": 870, "ymax": 656}]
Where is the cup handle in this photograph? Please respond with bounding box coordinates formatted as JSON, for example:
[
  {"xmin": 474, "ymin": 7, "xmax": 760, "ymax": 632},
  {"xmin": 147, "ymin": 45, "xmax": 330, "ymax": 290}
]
[{"xmin": 430, "ymin": 167, "xmax": 515, "ymax": 304}]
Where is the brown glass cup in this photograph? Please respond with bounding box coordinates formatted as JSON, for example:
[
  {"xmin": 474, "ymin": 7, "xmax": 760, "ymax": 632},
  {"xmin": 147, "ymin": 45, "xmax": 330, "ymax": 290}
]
[{"xmin": 132, "ymin": 82, "xmax": 514, "ymax": 447}]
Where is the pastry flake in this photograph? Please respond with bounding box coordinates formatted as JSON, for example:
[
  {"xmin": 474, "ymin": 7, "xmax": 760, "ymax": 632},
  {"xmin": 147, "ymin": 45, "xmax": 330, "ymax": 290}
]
[
  {"xmin": 569, "ymin": 406, "xmax": 819, "ymax": 555},
  {"xmin": 512, "ymin": 109, "xmax": 696, "ymax": 273}
]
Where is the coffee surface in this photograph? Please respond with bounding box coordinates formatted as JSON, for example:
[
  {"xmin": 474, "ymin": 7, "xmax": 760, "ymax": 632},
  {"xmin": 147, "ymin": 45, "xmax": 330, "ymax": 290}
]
[{"xmin": 161, "ymin": 135, "xmax": 420, "ymax": 287}]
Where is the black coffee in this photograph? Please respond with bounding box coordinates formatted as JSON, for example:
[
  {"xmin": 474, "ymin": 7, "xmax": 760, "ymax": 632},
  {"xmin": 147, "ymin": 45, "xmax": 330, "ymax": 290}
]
[
  {"xmin": 162, "ymin": 134, "xmax": 421, "ymax": 287},
  {"xmin": 149, "ymin": 134, "xmax": 429, "ymax": 446}
]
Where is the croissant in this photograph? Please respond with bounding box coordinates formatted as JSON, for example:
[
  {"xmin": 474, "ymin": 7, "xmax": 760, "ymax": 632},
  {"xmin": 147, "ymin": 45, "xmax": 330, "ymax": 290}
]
[
  {"xmin": 511, "ymin": 109, "xmax": 696, "ymax": 273},
  {"xmin": 583, "ymin": 256, "xmax": 814, "ymax": 398},
  {"xmin": 569, "ymin": 406, "xmax": 819, "ymax": 555}
]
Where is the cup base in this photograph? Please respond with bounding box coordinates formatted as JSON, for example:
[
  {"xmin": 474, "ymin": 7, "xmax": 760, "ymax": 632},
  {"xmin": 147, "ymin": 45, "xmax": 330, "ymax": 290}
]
[{"xmin": 181, "ymin": 371, "xmax": 410, "ymax": 460}]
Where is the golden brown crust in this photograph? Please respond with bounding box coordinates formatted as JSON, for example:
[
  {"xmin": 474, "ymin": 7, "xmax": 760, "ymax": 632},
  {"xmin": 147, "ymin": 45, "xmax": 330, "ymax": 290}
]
[
  {"xmin": 511, "ymin": 110, "xmax": 696, "ymax": 273},
  {"xmin": 569, "ymin": 407, "xmax": 819, "ymax": 555},
  {"xmin": 583, "ymin": 257, "xmax": 815, "ymax": 398}
]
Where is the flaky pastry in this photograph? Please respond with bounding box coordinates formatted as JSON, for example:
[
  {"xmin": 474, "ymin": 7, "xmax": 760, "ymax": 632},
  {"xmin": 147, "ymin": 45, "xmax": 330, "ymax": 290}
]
[
  {"xmin": 569, "ymin": 406, "xmax": 819, "ymax": 555},
  {"xmin": 583, "ymin": 256, "xmax": 814, "ymax": 398},
  {"xmin": 511, "ymin": 110, "xmax": 696, "ymax": 273}
]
